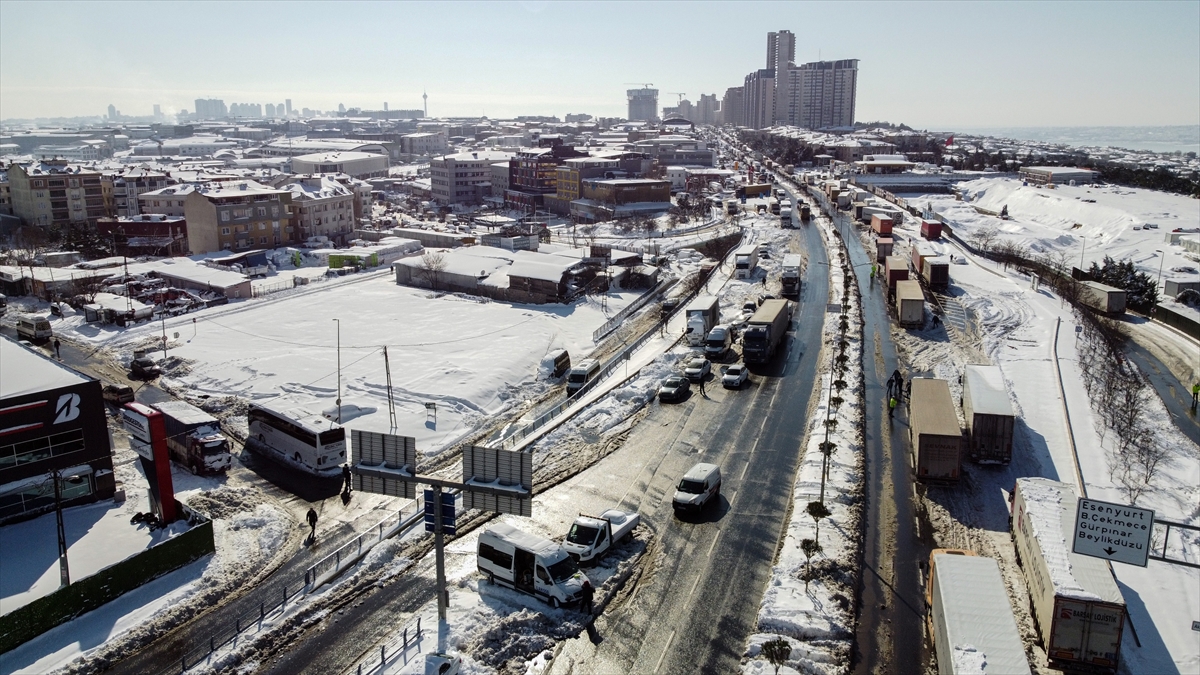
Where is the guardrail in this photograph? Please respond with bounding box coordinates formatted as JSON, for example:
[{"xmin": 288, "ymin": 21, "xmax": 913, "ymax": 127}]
[
  {"xmin": 592, "ymin": 277, "xmax": 677, "ymax": 342},
  {"xmin": 346, "ymin": 616, "xmax": 424, "ymax": 675},
  {"xmin": 162, "ymin": 504, "xmax": 423, "ymax": 674}
]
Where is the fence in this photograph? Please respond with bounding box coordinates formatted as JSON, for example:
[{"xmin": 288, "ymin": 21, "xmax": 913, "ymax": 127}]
[
  {"xmin": 251, "ymin": 274, "xmax": 331, "ymax": 298},
  {"xmin": 592, "ymin": 277, "xmax": 677, "ymax": 342},
  {"xmin": 347, "ymin": 616, "xmax": 424, "ymax": 675},
  {"xmin": 164, "ymin": 505, "xmax": 422, "ymax": 674}
]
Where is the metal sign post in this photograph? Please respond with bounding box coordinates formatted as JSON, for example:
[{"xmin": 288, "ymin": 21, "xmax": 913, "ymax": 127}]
[{"xmin": 1072, "ymin": 497, "xmax": 1154, "ymax": 567}]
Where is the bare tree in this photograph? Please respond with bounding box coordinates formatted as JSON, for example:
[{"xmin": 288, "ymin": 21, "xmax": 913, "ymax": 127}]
[
  {"xmin": 417, "ymin": 251, "xmax": 448, "ymax": 291},
  {"xmin": 968, "ymin": 226, "xmax": 999, "ymax": 254}
]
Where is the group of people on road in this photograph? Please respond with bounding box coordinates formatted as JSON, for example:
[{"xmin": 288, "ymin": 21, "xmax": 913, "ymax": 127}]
[{"xmin": 886, "ymin": 369, "xmax": 909, "ymax": 418}]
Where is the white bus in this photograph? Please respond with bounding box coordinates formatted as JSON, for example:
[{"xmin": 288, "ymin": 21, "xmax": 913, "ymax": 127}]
[{"xmin": 246, "ymin": 403, "xmax": 346, "ymax": 477}]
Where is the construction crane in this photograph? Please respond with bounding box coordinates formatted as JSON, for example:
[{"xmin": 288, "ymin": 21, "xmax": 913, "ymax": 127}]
[
  {"xmin": 623, "ymin": 82, "xmax": 655, "ymax": 88},
  {"xmin": 668, "ymin": 92, "xmax": 687, "ymax": 103}
]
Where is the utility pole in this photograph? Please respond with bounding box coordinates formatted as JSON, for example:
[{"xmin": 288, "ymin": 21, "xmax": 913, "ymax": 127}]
[{"xmin": 333, "ymin": 318, "xmax": 342, "ymax": 424}]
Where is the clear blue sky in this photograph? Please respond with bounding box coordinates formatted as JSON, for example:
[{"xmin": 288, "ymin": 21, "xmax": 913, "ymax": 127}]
[{"xmin": 2, "ymin": 1, "xmax": 1197, "ymax": 128}]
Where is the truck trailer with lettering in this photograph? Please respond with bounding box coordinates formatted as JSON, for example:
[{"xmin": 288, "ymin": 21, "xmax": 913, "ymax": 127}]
[{"xmin": 1010, "ymin": 478, "xmax": 1126, "ymax": 674}]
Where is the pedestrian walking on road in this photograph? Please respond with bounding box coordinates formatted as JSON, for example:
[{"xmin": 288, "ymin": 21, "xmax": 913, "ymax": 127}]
[
  {"xmin": 888, "ymin": 396, "xmax": 897, "ymax": 418},
  {"xmin": 699, "ymin": 377, "xmax": 707, "ymax": 397},
  {"xmin": 580, "ymin": 580, "xmax": 594, "ymax": 615},
  {"xmin": 306, "ymin": 507, "xmax": 318, "ymax": 541},
  {"xmin": 1192, "ymin": 382, "xmax": 1199, "ymax": 409},
  {"xmin": 53, "ymin": 338, "xmax": 61, "ymax": 359}
]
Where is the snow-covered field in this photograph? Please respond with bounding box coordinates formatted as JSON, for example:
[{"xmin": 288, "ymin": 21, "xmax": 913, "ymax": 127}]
[{"xmin": 880, "ymin": 177, "xmax": 1200, "ymax": 673}]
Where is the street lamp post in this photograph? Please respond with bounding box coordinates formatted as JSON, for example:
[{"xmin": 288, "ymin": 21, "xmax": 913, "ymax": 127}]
[
  {"xmin": 51, "ymin": 469, "xmax": 83, "ymax": 588},
  {"xmin": 1154, "ymin": 249, "xmax": 1165, "ymax": 297},
  {"xmin": 332, "ymin": 318, "xmax": 342, "ymax": 424},
  {"xmin": 1079, "ymin": 235, "xmax": 1087, "ymax": 270}
]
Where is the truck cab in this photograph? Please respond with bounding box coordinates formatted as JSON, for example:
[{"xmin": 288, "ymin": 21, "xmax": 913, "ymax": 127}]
[{"xmin": 563, "ymin": 509, "xmax": 640, "ymax": 564}]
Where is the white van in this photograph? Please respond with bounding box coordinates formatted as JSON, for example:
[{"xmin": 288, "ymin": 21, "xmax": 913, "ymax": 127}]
[
  {"xmin": 477, "ymin": 523, "xmax": 590, "ymax": 608},
  {"xmin": 565, "ymin": 359, "xmax": 601, "ymax": 396},
  {"xmin": 704, "ymin": 325, "xmax": 733, "ymax": 359},
  {"xmin": 673, "ymin": 463, "xmax": 722, "ymax": 515},
  {"xmin": 16, "ymin": 316, "xmax": 53, "ymax": 342}
]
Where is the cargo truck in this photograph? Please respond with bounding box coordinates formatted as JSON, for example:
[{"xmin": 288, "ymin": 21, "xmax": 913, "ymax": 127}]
[
  {"xmin": 927, "ymin": 550, "xmax": 1031, "ymax": 675},
  {"xmin": 799, "ymin": 203, "xmax": 811, "ymax": 221},
  {"xmin": 922, "ymin": 257, "xmax": 950, "ymax": 290},
  {"xmin": 733, "ymin": 244, "xmax": 760, "ymax": 279},
  {"xmin": 876, "ymin": 237, "xmax": 894, "ymax": 262},
  {"xmin": 962, "ymin": 364, "xmax": 1015, "ymax": 464},
  {"xmin": 1010, "ymin": 478, "xmax": 1126, "ymax": 673},
  {"xmin": 562, "ymin": 509, "xmax": 641, "ymax": 564},
  {"xmin": 895, "ymin": 280, "xmax": 924, "ymax": 327},
  {"xmin": 1079, "ymin": 281, "xmax": 1126, "ymax": 315},
  {"xmin": 684, "ymin": 295, "xmax": 721, "ymax": 347},
  {"xmin": 150, "ymin": 400, "xmax": 233, "ymax": 474},
  {"xmin": 779, "ymin": 207, "xmax": 793, "ymax": 226},
  {"xmin": 781, "ymin": 254, "xmax": 802, "ymax": 297},
  {"xmin": 742, "ymin": 299, "xmax": 792, "ymax": 364},
  {"xmin": 884, "ymin": 255, "xmax": 909, "ymax": 292},
  {"xmin": 871, "ymin": 214, "xmax": 894, "ymax": 235},
  {"xmin": 908, "ymin": 378, "xmax": 962, "ymax": 482}
]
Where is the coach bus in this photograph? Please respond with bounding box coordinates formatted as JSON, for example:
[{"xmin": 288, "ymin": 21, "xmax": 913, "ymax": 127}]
[{"xmin": 246, "ymin": 403, "xmax": 346, "ymax": 477}]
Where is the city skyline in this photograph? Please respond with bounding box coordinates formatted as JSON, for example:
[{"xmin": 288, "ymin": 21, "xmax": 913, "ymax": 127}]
[{"xmin": 1, "ymin": 1, "xmax": 1198, "ymax": 128}]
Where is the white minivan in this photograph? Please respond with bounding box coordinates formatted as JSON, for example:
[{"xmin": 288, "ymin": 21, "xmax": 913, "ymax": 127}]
[
  {"xmin": 565, "ymin": 359, "xmax": 601, "ymax": 396},
  {"xmin": 673, "ymin": 463, "xmax": 722, "ymax": 515},
  {"xmin": 477, "ymin": 523, "xmax": 591, "ymax": 608},
  {"xmin": 16, "ymin": 316, "xmax": 53, "ymax": 342}
]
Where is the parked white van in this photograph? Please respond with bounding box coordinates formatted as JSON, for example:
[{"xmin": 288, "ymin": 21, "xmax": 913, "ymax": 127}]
[
  {"xmin": 673, "ymin": 462, "xmax": 722, "ymax": 515},
  {"xmin": 16, "ymin": 316, "xmax": 53, "ymax": 342},
  {"xmin": 565, "ymin": 359, "xmax": 601, "ymax": 396},
  {"xmin": 477, "ymin": 523, "xmax": 591, "ymax": 608}
]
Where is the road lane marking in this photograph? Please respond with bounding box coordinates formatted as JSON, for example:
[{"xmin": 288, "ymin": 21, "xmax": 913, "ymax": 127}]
[
  {"xmin": 689, "ymin": 572, "xmax": 702, "ymax": 597},
  {"xmin": 739, "ymin": 462, "xmax": 750, "ymax": 481},
  {"xmin": 654, "ymin": 629, "xmax": 676, "ymax": 673},
  {"xmin": 707, "ymin": 530, "xmax": 721, "ymax": 557}
]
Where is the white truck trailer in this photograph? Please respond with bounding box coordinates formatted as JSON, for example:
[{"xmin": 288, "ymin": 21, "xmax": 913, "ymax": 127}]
[
  {"xmin": 684, "ymin": 295, "xmax": 720, "ymax": 347},
  {"xmin": 733, "ymin": 243, "xmax": 760, "ymax": 280},
  {"xmin": 927, "ymin": 550, "xmax": 1031, "ymax": 675},
  {"xmin": 781, "ymin": 254, "xmax": 802, "ymax": 297}
]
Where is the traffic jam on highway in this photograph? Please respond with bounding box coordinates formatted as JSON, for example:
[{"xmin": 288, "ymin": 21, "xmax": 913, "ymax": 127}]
[{"xmin": 3, "ymin": 132, "xmax": 1195, "ymax": 675}]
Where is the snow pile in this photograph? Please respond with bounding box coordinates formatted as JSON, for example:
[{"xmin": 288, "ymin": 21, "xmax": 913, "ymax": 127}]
[{"xmin": 742, "ymin": 215, "xmax": 865, "ymax": 674}]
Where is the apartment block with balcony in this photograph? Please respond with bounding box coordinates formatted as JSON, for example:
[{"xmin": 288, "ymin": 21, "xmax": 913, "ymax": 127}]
[
  {"xmin": 138, "ymin": 183, "xmax": 200, "ymax": 217},
  {"xmin": 183, "ymin": 181, "xmax": 292, "ymax": 253},
  {"xmin": 281, "ymin": 175, "xmax": 356, "ymax": 246},
  {"xmin": 505, "ymin": 145, "xmax": 587, "ymax": 210},
  {"xmin": 429, "ymin": 150, "xmax": 514, "ymax": 205},
  {"xmin": 111, "ymin": 168, "xmax": 172, "ymax": 217},
  {"xmin": 8, "ymin": 161, "xmax": 112, "ymax": 228}
]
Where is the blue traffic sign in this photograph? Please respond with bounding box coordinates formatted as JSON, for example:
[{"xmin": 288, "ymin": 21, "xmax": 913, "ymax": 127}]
[{"xmin": 423, "ymin": 490, "xmax": 457, "ymax": 535}]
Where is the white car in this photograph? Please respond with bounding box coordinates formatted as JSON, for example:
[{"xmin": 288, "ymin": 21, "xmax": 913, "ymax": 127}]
[
  {"xmin": 722, "ymin": 364, "xmax": 749, "ymax": 389},
  {"xmin": 683, "ymin": 357, "xmax": 711, "ymax": 382}
]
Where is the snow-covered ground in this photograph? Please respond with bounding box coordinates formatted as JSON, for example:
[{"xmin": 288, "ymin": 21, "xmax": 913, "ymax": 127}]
[{"xmin": 879, "ymin": 178, "xmax": 1200, "ymax": 673}]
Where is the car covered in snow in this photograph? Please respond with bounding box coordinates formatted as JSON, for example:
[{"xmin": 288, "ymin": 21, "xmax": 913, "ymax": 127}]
[
  {"xmin": 658, "ymin": 376, "xmax": 691, "ymax": 402},
  {"xmin": 722, "ymin": 364, "xmax": 749, "ymax": 389}
]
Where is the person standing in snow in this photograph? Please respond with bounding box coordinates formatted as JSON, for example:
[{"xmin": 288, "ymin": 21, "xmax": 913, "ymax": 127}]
[
  {"xmin": 342, "ymin": 464, "xmax": 352, "ymax": 494},
  {"xmin": 888, "ymin": 396, "xmax": 897, "ymax": 418},
  {"xmin": 53, "ymin": 338, "xmax": 61, "ymax": 359},
  {"xmin": 1192, "ymin": 383, "xmax": 1199, "ymax": 408},
  {"xmin": 306, "ymin": 507, "xmax": 318, "ymax": 541},
  {"xmin": 580, "ymin": 580, "xmax": 594, "ymax": 615}
]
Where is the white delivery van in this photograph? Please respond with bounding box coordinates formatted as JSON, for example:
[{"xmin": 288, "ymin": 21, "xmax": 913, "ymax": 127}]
[
  {"xmin": 477, "ymin": 523, "xmax": 591, "ymax": 608},
  {"xmin": 673, "ymin": 463, "xmax": 722, "ymax": 515},
  {"xmin": 16, "ymin": 316, "xmax": 53, "ymax": 342},
  {"xmin": 565, "ymin": 359, "xmax": 601, "ymax": 396}
]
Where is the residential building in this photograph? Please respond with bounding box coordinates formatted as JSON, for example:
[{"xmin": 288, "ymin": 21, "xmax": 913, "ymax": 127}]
[
  {"xmin": 722, "ymin": 87, "xmax": 745, "ymax": 127},
  {"xmin": 631, "ymin": 136, "xmax": 716, "ymax": 166},
  {"xmin": 291, "ymin": 151, "xmax": 389, "ymax": 179},
  {"xmin": 546, "ymin": 157, "xmax": 620, "ymax": 215},
  {"xmin": 0, "ymin": 172, "xmax": 10, "ymax": 215},
  {"xmin": 429, "ymin": 150, "xmax": 514, "ymax": 205},
  {"xmin": 400, "ymin": 132, "xmax": 449, "ymax": 156},
  {"xmin": 281, "ymin": 175, "xmax": 356, "ymax": 245},
  {"xmin": 793, "ymin": 59, "xmax": 859, "ymax": 129},
  {"xmin": 490, "ymin": 162, "xmax": 510, "ymax": 198},
  {"xmin": 572, "ymin": 178, "xmax": 671, "ymax": 222},
  {"xmin": 505, "ymin": 145, "xmax": 587, "ymax": 210},
  {"xmin": 32, "ymin": 143, "xmax": 106, "ymax": 162},
  {"xmin": 327, "ymin": 173, "xmax": 374, "ymax": 222},
  {"xmin": 627, "ymin": 87, "xmax": 659, "ymax": 122},
  {"xmin": 743, "ymin": 69, "xmax": 776, "ymax": 129},
  {"xmin": 194, "ymin": 98, "xmax": 227, "ymax": 119},
  {"xmin": 8, "ymin": 161, "xmax": 112, "ymax": 228},
  {"xmin": 697, "ymin": 94, "xmax": 721, "ymax": 126},
  {"xmin": 768, "ymin": 30, "xmax": 796, "ymax": 126},
  {"xmin": 95, "ymin": 214, "xmax": 189, "ymax": 256},
  {"xmin": 139, "ymin": 183, "xmax": 201, "ymax": 217},
  {"xmin": 111, "ymin": 167, "xmax": 172, "ymax": 217},
  {"xmin": 183, "ymin": 180, "xmax": 292, "ymax": 253}
]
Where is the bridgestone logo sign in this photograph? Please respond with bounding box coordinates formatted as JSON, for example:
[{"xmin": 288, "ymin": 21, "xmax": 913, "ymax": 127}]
[{"xmin": 1072, "ymin": 497, "xmax": 1154, "ymax": 567}]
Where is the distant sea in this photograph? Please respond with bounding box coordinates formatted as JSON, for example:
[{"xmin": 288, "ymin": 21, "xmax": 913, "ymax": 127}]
[{"xmin": 954, "ymin": 126, "xmax": 1200, "ymax": 155}]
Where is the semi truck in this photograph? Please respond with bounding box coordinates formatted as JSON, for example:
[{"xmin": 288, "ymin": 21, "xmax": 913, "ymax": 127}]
[
  {"xmin": 927, "ymin": 549, "xmax": 1031, "ymax": 675},
  {"xmin": 1010, "ymin": 478, "xmax": 1126, "ymax": 673},
  {"xmin": 908, "ymin": 378, "xmax": 962, "ymax": 482},
  {"xmin": 151, "ymin": 400, "xmax": 233, "ymax": 474},
  {"xmin": 781, "ymin": 254, "xmax": 802, "ymax": 297},
  {"xmin": 895, "ymin": 280, "xmax": 924, "ymax": 327},
  {"xmin": 799, "ymin": 203, "xmax": 811, "ymax": 221},
  {"xmin": 1079, "ymin": 281, "xmax": 1127, "ymax": 315},
  {"xmin": 684, "ymin": 295, "xmax": 721, "ymax": 347},
  {"xmin": 962, "ymin": 364, "xmax": 1015, "ymax": 464},
  {"xmin": 562, "ymin": 509, "xmax": 641, "ymax": 565},
  {"xmin": 733, "ymin": 243, "xmax": 760, "ymax": 280},
  {"xmin": 742, "ymin": 299, "xmax": 792, "ymax": 364}
]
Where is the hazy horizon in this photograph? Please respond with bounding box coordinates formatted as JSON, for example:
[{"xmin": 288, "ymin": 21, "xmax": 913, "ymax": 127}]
[{"xmin": 2, "ymin": 1, "xmax": 1197, "ymax": 128}]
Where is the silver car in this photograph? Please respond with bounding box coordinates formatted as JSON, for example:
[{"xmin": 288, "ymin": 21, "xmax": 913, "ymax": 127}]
[
  {"xmin": 683, "ymin": 357, "xmax": 711, "ymax": 382},
  {"xmin": 722, "ymin": 364, "xmax": 749, "ymax": 389}
]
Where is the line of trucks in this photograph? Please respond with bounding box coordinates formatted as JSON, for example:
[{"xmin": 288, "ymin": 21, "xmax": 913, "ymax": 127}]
[
  {"xmin": 684, "ymin": 291, "xmax": 793, "ymax": 366},
  {"xmin": 928, "ymin": 477, "xmax": 1128, "ymax": 674},
  {"xmin": 908, "ymin": 365, "xmax": 1016, "ymax": 482},
  {"xmin": 477, "ymin": 509, "xmax": 640, "ymax": 607},
  {"xmin": 120, "ymin": 399, "xmax": 233, "ymax": 475}
]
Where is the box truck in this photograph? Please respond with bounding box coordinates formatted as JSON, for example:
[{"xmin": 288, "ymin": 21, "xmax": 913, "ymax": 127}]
[
  {"xmin": 871, "ymin": 214, "xmax": 894, "ymax": 235},
  {"xmin": 908, "ymin": 378, "xmax": 963, "ymax": 482},
  {"xmin": 921, "ymin": 219, "xmax": 943, "ymax": 240},
  {"xmin": 150, "ymin": 400, "xmax": 233, "ymax": 474},
  {"xmin": 684, "ymin": 295, "xmax": 721, "ymax": 347},
  {"xmin": 922, "ymin": 257, "xmax": 951, "ymax": 291},
  {"xmin": 927, "ymin": 550, "xmax": 1031, "ymax": 675},
  {"xmin": 884, "ymin": 255, "xmax": 909, "ymax": 292},
  {"xmin": 876, "ymin": 237, "xmax": 894, "ymax": 262},
  {"xmin": 742, "ymin": 299, "xmax": 792, "ymax": 364},
  {"xmin": 1010, "ymin": 478, "xmax": 1126, "ymax": 673},
  {"xmin": 962, "ymin": 364, "xmax": 1015, "ymax": 464},
  {"xmin": 895, "ymin": 280, "xmax": 924, "ymax": 327},
  {"xmin": 781, "ymin": 254, "xmax": 802, "ymax": 297},
  {"xmin": 1079, "ymin": 281, "xmax": 1127, "ymax": 315},
  {"xmin": 733, "ymin": 243, "xmax": 760, "ymax": 280}
]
